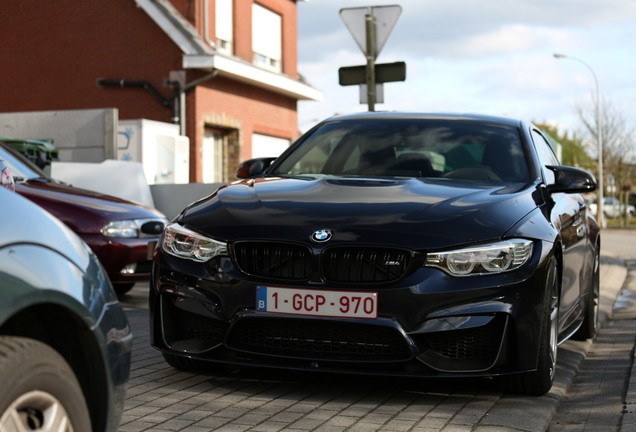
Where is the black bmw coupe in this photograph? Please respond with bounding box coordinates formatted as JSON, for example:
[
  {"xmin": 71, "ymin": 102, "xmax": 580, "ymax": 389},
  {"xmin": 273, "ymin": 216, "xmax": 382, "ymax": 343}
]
[{"xmin": 150, "ymin": 112, "xmax": 600, "ymax": 396}]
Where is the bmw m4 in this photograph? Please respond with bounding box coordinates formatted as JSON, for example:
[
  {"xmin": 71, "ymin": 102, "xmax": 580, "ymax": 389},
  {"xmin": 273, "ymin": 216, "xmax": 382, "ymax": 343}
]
[{"xmin": 150, "ymin": 112, "xmax": 600, "ymax": 396}]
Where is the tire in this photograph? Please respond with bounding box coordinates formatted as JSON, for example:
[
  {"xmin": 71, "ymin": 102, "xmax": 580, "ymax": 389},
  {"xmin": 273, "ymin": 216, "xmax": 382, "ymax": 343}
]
[
  {"xmin": 498, "ymin": 257, "xmax": 559, "ymax": 396},
  {"xmin": 574, "ymin": 248, "xmax": 599, "ymax": 341},
  {"xmin": 0, "ymin": 336, "xmax": 91, "ymax": 432},
  {"xmin": 114, "ymin": 282, "xmax": 135, "ymax": 296}
]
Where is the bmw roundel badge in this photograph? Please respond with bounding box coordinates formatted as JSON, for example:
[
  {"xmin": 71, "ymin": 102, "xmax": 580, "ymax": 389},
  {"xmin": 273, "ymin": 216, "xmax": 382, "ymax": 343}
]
[{"xmin": 311, "ymin": 229, "xmax": 332, "ymax": 243}]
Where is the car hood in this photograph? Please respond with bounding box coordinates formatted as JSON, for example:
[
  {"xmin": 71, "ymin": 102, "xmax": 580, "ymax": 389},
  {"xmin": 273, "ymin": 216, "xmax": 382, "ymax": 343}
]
[
  {"xmin": 15, "ymin": 179, "xmax": 166, "ymax": 233},
  {"xmin": 180, "ymin": 177, "xmax": 540, "ymax": 249}
]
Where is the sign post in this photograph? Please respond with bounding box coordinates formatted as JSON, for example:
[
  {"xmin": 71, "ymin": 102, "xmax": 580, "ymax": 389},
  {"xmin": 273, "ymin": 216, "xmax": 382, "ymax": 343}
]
[
  {"xmin": 365, "ymin": 13, "xmax": 377, "ymax": 111},
  {"xmin": 339, "ymin": 5, "xmax": 403, "ymax": 111}
]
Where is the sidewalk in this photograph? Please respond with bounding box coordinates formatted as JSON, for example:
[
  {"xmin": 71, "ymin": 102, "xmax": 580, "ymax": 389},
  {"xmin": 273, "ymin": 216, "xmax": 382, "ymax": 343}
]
[
  {"xmin": 466, "ymin": 256, "xmax": 629, "ymax": 432},
  {"xmin": 547, "ymin": 259, "xmax": 636, "ymax": 431},
  {"xmin": 619, "ymin": 270, "xmax": 636, "ymax": 431}
]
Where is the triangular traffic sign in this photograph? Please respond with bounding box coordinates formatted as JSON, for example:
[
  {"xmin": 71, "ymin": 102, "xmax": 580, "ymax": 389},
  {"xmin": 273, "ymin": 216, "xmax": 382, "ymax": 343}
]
[{"xmin": 340, "ymin": 5, "xmax": 402, "ymax": 59}]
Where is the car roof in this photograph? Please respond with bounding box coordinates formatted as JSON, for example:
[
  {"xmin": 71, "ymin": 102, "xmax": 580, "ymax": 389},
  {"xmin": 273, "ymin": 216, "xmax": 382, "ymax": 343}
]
[{"xmin": 321, "ymin": 111, "xmax": 526, "ymax": 128}]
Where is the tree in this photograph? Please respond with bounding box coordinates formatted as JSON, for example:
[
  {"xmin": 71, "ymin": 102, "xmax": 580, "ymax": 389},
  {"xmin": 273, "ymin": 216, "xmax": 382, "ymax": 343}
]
[
  {"xmin": 534, "ymin": 122, "xmax": 595, "ymax": 171},
  {"xmin": 577, "ymin": 98, "xmax": 634, "ymax": 172},
  {"xmin": 577, "ymin": 98, "xmax": 635, "ymax": 222}
]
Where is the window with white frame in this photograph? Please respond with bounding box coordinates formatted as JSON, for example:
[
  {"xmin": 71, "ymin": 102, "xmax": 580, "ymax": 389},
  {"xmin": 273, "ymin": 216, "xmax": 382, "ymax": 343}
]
[
  {"xmin": 251, "ymin": 3, "xmax": 281, "ymax": 72},
  {"xmin": 216, "ymin": 0, "xmax": 233, "ymax": 54}
]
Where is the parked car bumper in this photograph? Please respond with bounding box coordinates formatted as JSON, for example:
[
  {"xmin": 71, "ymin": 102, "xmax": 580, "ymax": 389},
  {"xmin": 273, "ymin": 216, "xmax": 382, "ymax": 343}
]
[{"xmin": 83, "ymin": 235, "xmax": 158, "ymax": 285}]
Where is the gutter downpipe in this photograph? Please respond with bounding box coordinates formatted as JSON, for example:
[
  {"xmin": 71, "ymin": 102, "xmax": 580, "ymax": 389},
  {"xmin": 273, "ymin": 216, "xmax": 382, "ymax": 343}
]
[
  {"xmin": 179, "ymin": 69, "xmax": 219, "ymax": 135},
  {"xmin": 97, "ymin": 78, "xmax": 181, "ymax": 125},
  {"xmin": 176, "ymin": 0, "xmax": 216, "ymax": 135}
]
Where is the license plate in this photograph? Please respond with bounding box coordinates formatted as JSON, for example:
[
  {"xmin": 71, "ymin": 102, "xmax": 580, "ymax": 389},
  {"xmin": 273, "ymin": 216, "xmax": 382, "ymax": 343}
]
[{"xmin": 256, "ymin": 286, "xmax": 377, "ymax": 319}]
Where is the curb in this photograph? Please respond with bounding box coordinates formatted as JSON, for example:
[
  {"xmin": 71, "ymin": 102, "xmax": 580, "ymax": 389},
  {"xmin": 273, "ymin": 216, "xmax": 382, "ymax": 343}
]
[{"xmin": 473, "ymin": 258, "xmax": 627, "ymax": 432}]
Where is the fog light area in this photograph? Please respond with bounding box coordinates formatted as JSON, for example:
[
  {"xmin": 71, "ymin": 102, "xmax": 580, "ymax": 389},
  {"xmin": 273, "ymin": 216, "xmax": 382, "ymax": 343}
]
[{"xmin": 121, "ymin": 263, "xmax": 137, "ymax": 275}]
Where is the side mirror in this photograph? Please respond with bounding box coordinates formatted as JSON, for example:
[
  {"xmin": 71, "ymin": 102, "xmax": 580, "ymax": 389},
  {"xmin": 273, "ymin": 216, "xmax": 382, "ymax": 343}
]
[
  {"xmin": 235, "ymin": 157, "xmax": 277, "ymax": 179},
  {"xmin": 546, "ymin": 165, "xmax": 597, "ymax": 194}
]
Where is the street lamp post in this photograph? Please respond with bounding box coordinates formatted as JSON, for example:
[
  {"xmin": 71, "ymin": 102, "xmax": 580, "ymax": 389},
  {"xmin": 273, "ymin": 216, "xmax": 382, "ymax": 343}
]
[{"xmin": 553, "ymin": 53, "xmax": 604, "ymax": 228}]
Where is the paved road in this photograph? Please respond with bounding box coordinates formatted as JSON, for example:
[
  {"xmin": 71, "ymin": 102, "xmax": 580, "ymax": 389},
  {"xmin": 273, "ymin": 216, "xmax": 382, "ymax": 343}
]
[{"xmin": 117, "ymin": 229, "xmax": 635, "ymax": 432}]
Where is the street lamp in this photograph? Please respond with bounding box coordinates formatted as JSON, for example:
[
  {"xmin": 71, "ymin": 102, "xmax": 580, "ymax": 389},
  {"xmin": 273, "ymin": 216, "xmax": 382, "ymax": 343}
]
[{"xmin": 553, "ymin": 53, "xmax": 604, "ymax": 228}]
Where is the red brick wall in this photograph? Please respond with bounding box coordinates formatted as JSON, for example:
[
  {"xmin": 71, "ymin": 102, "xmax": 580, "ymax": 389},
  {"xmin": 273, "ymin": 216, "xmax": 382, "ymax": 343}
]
[
  {"xmin": 0, "ymin": 0, "xmax": 302, "ymax": 182},
  {"xmin": 1, "ymin": 1, "xmax": 181, "ymax": 123},
  {"xmin": 194, "ymin": 75, "xmax": 297, "ymax": 140}
]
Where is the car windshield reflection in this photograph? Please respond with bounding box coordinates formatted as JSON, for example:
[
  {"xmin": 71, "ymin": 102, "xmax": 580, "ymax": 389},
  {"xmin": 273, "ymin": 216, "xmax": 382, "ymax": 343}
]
[{"xmin": 272, "ymin": 118, "xmax": 531, "ymax": 183}]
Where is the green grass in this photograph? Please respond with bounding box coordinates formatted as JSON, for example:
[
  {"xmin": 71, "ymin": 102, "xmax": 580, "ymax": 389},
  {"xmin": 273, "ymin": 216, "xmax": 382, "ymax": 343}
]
[{"xmin": 604, "ymin": 215, "xmax": 636, "ymax": 229}]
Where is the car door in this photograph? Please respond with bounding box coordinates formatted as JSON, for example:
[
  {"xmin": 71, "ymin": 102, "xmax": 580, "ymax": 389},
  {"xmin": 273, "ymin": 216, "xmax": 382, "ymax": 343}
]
[{"xmin": 531, "ymin": 129, "xmax": 587, "ymax": 328}]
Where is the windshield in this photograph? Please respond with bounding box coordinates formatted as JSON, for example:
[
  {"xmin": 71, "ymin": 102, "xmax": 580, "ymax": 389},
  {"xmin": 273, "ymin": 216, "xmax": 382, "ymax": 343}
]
[
  {"xmin": 0, "ymin": 143, "xmax": 48, "ymax": 181},
  {"xmin": 272, "ymin": 118, "xmax": 530, "ymax": 183}
]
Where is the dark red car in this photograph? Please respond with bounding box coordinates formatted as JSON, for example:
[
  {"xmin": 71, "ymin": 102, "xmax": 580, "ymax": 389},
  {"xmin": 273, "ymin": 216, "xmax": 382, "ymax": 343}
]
[{"xmin": 0, "ymin": 142, "xmax": 167, "ymax": 295}]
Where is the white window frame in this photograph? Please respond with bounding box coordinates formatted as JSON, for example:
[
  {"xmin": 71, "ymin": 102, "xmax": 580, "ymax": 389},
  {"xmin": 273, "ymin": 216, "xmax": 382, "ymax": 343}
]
[
  {"xmin": 216, "ymin": 0, "xmax": 233, "ymax": 54},
  {"xmin": 251, "ymin": 3, "xmax": 281, "ymax": 72}
]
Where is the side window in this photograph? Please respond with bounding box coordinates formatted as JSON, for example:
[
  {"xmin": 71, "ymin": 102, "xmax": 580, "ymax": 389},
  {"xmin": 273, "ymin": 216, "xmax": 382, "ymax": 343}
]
[{"xmin": 531, "ymin": 130, "xmax": 559, "ymax": 184}]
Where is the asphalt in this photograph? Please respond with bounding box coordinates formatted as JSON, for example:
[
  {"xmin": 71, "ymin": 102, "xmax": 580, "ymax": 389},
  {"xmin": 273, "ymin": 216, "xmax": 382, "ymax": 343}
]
[{"xmin": 118, "ymin": 235, "xmax": 636, "ymax": 432}]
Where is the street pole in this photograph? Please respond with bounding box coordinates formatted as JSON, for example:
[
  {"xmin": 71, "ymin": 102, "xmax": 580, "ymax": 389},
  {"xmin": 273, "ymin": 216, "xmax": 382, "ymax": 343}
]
[
  {"xmin": 339, "ymin": 5, "xmax": 402, "ymax": 110},
  {"xmin": 365, "ymin": 13, "xmax": 376, "ymax": 112},
  {"xmin": 553, "ymin": 53, "xmax": 605, "ymax": 228}
]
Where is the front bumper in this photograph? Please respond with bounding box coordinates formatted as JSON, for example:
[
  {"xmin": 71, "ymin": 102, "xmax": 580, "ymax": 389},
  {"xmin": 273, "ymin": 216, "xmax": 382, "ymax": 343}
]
[
  {"xmin": 150, "ymin": 242, "xmax": 553, "ymax": 378},
  {"xmin": 84, "ymin": 235, "xmax": 158, "ymax": 284}
]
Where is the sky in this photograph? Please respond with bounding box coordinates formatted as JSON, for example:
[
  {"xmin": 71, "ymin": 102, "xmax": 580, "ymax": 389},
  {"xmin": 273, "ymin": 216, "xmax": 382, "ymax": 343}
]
[{"xmin": 296, "ymin": 0, "xmax": 636, "ymax": 154}]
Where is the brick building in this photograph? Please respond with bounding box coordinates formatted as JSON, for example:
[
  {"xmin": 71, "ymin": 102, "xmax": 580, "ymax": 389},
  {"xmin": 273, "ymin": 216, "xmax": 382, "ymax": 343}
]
[{"xmin": 1, "ymin": 0, "xmax": 321, "ymax": 182}]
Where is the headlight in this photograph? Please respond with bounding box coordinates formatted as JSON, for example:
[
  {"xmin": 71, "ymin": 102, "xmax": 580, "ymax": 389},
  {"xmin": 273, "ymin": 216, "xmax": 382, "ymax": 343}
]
[
  {"xmin": 101, "ymin": 218, "xmax": 167, "ymax": 238},
  {"xmin": 161, "ymin": 223, "xmax": 227, "ymax": 262},
  {"xmin": 425, "ymin": 239, "xmax": 533, "ymax": 276},
  {"xmin": 101, "ymin": 220, "xmax": 140, "ymax": 238}
]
